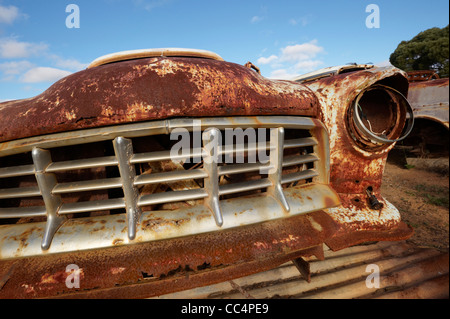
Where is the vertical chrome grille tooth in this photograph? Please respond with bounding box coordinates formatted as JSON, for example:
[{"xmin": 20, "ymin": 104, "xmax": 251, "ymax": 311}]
[
  {"xmin": 202, "ymin": 128, "xmax": 223, "ymax": 227},
  {"xmin": 31, "ymin": 148, "xmax": 66, "ymax": 251},
  {"xmin": 267, "ymin": 128, "xmax": 290, "ymax": 212},
  {"xmin": 113, "ymin": 137, "xmax": 141, "ymax": 241}
]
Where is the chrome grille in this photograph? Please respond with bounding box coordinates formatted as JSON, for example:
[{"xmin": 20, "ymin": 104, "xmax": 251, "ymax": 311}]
[{"xmin": 0, "ymin": 116, "xmax": 329, "ymax": 251}]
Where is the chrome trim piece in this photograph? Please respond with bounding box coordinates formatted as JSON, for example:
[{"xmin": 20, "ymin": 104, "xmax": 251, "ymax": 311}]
[
  {"xmin": 31, "ymin": 148, "xmax": 66, "ymax": 250},
  {"xmin": 267, "ymin": 127, "xmax": 290, "ymax": 212},
  {"xmin": 113, "ymin": 137, "xmax": 141, "ymax": 240},
  {"xmin": 202, "ymin": 128, "xmax": 223, "ymax": 227}
]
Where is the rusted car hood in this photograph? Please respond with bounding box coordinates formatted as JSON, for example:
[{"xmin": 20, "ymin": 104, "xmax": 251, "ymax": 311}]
[{"xmin": 0, "ymin": 57, "xmax": 319, "ymax": 143}]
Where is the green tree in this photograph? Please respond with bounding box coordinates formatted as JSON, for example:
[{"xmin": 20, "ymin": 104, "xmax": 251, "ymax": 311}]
[{"xmin": 390, "ymin": 25, "xmax": 449, "ymax": 78}]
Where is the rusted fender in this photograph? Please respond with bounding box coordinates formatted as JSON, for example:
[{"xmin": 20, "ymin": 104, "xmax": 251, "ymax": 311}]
[
  {"xmin": 303, "ymin": 67, "xmax": 413, "ymax": 239},
  {"xmin": 304, "ymin": 66, "xmax": 409, "ymax": 193},
  {"xmin": 0, "ymin": 57, "xmax": 319, "ymax": 143}
]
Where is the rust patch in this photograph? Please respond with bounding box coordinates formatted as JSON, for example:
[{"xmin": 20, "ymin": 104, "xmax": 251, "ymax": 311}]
[{"xmin": 325, "ymin": 221, "xmax": 414, "ymax": 251}]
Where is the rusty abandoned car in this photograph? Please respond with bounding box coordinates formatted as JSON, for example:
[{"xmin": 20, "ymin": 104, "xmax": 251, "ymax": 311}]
[
  {"xmin": 0, "ymin": 48, "xmax": 414, "ymax": 298},
  {"xmin": 401, "ymin": 71, "xmax": 449, "ymax": 159}
]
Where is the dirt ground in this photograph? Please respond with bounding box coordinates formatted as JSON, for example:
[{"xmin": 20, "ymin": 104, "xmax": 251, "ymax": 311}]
[{"xmin": 382, "ymin": 153, "xmax": 449, "ymax": 251}]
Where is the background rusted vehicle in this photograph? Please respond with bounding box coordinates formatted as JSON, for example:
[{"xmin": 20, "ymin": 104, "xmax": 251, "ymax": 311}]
[
  {"xmin": 0, "ymin": 49, "xmax": 414, "ymax": 298},
  {"xmin": 400, "ymin": 71, "xmax": 449, "ymax": 160}
]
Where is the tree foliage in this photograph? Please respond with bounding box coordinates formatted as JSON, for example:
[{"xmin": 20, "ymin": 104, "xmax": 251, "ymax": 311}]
[{"xmin": 390, "ymin": 25, "xmax": 449, "ymax": 77}]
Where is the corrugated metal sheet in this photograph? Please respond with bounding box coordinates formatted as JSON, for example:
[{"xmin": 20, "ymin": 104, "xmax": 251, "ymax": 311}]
[{"xmin": 154, "ymin": 241, "xmax": 448, "ymax": 299}]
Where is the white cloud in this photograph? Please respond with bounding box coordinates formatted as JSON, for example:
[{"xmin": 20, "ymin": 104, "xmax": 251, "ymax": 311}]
[
  {"xmin": 0, "ymin": 42, "xmax": 85, "ymax": 83},
  {"xmin": 0, "ymin": 38, "xmax": 48, "ymax": 59},
  {"xmin": 21, "ymin": 67, "xmax": 72, "ymax": 83},
  {"xmin": 289, "ymin": 15, "xmax": 312, "ymax": 27},
  {"xmin": 133, "ymin": 0, "xmax": 172, "ymax": 12},
  {"xmin": 258, "ymin": 40, "xmax": 325, "ymax": 80},
  {"xmin": 257, "ymin": 55, "xmax": 278, "ymax": 65},
  {"xmin": 280, "ymin": 40, "xmax": 324, "ymax": 62},
  {"xmin": 269, "ymin": 69, "xmax": 299, "ymax": 80},
  {"xmin": 251, "ymin": 16, "xmax": 263, "ymax": 23},
  {"xmin": 294, "ymin": 60, "xmax": 323, "ymax": 71},
  {"xmin": 0, "ymin": 5, "xmax": 20, "ymax": 24},
  {"xmin": 0, "ymin": 60, "xmax": 34, "ymax": 75},
  {"xmin": 49, "ymin": 55, "xmax": 88, "ymax": 71}
]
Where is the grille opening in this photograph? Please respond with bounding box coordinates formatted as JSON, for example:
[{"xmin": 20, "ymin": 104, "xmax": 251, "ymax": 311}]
[
  {"xmin": 0, "ymin": 152, "xmax": 42, "ymax": 225},
  {"xmin": 50, "ymin": 141, "xmax": 108, "ymax": 161}
]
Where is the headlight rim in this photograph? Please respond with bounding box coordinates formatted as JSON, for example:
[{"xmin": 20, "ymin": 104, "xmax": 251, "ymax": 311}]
[{"xmin": 349, "ymin": 84, "xmax": 414, "ymax": 149}]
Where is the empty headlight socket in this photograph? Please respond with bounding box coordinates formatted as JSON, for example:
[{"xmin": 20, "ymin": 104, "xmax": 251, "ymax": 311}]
[{"xmin": 347, "ymin": 84, "xmax": 414, "ymax": 151}]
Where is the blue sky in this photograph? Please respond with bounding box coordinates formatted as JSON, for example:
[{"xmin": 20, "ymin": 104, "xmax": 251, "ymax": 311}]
[{"xmin": 0, "ymin": 0, "xmax": 448, "ymax": 101}]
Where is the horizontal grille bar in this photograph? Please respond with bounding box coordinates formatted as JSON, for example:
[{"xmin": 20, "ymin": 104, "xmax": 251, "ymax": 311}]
[
  {"xmin": 134, "ymin": 169, "xmax": 208, "ymax": 186},
  {"xmin": 59, "ymin": 198, "xmax": 126, "ymax": 215},
  {"xmin": 138, "ymin": 188, "xmax": 208, "ymax": 207},
  {"xmin": 0, "ymin": 164, "xmax": 35, "ymax": 178},
  {"xmin": 52, "ymin": 177, "xmax": 122, "ymax": 194},
  {"xmin": 282, "ymin": 154, "xmax": 319, "ymax": 167},
  {"xmin": 0, "ymin": 186, "xmax": 41, "ymax": 199},
  {"xmin": 131, "ymin": 149, "xmax": 203, "ymax": 164},
  {"xmin": 284, "ymin": 137, "xmax": 317, "ymax": 149},
  {"xmin": 218, "ymin": 162, "xmax": 271, "ymax": 175},
  {"xmin": 0, "ymin": 206, "xmax": 47, "ymax": 219},
  {"xmin": 46, "ymin": 156, "xmax": 118, "ymax": 172},
  {"xmin": 219, "ymin": 178, "xmax": 273, "ymax": 196},
  {"xmin": 281, "ymin": 169, "xmax": 319, "ymax": 185}
]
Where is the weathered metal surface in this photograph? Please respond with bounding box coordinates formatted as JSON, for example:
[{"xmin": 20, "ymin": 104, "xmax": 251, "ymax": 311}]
[
  {"xmin": 407, "ymin": 77, "xmax": 449, "ymax": 128},
  {"xmin": 156, "ymin": 241, "xmax": 448, "ymax": 299},
  {"xmin": 301, "ymin": 66, "xmax": 413, "ymax": 241},
  {"xmin": 0, "ymin": 57, "xmax": 319, "ymax": 143},
  {"xmin": 0, "ymin": 211, "xmax": 338, "ymax": 299}
]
